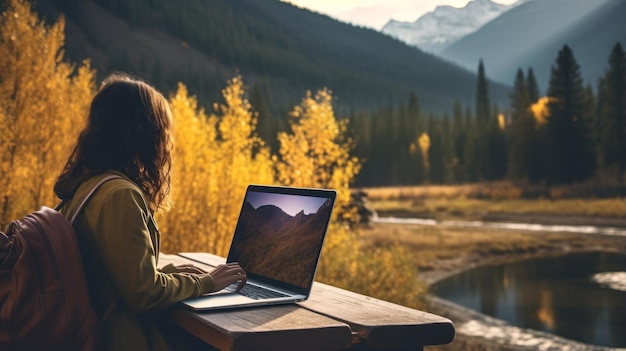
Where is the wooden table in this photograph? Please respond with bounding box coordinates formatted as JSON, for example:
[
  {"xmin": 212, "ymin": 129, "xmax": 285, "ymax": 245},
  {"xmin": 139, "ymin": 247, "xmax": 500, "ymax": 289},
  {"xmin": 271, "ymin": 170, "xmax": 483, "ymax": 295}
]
[{"xmin": 159, "ymin": 252, "xmax": 455, "ymax": 351}]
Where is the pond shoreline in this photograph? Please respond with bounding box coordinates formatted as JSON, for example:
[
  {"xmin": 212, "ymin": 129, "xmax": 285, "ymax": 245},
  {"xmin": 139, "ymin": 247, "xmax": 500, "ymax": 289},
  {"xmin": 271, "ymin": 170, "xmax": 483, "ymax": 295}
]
[
  {"xmin": 371, "ymin": 211, "xmax": 626, "ymax": 285},
  {"xmin": 426, "ymin": 295, "xmax": 622, "ymax": 351},
  {"xmin": 419, "ymin": 238, "xmax": 626, "ymax": 285},
  {"xmin": 417, "ymin": 229, "xmax": 626, "ymax": 350},
  {"xmin": 362, "ymin": 213, "xmax": 626, "ymax": 350}
]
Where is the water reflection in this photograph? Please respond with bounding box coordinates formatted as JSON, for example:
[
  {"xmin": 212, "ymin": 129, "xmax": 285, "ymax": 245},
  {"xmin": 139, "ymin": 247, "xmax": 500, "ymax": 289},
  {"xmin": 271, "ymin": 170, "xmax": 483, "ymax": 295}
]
[{"xmin": 432, "ymin": 252, "xmax": 626, "ymax": 348}]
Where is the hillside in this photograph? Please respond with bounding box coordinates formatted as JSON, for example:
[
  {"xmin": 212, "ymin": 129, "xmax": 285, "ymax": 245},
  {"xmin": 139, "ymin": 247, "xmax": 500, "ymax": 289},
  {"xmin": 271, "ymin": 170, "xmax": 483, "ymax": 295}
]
[
  {"xmin": 520, "ymin": 0, "xmax": 626, "ymax": 91},
  {"xmin": 440, "ymin": 0, "xmax": 622, "ymax": 91},
  {"xmin": 230, "ymin": 200, "xmax": 331, "ymax": 288},
  {"xmin": 29, "ymin": 0, "xmax": 510, "ymax": 117}
]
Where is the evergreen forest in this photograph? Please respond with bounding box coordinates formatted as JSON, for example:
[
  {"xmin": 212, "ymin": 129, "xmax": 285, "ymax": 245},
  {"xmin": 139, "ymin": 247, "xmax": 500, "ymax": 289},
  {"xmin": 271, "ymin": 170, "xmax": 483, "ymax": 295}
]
[
  {"xmin": 12, "ymin": 0, "xmax": 626, "ymax": 188},
  {"xmin": 352, "ymin": 44, "xmax": 626, "ymax": 188}
]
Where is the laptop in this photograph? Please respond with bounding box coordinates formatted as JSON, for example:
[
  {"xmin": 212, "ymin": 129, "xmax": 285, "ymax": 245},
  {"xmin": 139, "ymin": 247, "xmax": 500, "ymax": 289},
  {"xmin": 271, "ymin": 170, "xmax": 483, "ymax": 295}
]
[{"xmin": 181, "ymin": 184, "xmax": 336, "ymax": 311}]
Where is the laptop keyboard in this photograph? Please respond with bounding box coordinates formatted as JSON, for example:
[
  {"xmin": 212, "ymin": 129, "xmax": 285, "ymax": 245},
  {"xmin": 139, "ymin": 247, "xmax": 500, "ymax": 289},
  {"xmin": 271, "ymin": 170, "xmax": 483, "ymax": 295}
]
[{"xmin": 226, "ymin": 283, "xmax": 290, "ymax": 300}]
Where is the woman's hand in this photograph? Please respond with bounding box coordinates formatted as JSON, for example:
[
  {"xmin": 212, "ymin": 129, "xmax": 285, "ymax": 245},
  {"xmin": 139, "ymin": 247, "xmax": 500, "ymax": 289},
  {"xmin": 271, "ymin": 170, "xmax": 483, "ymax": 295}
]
[{"xmin": 209, "ymin": 262, "xmax": 247, "ymax": 292}]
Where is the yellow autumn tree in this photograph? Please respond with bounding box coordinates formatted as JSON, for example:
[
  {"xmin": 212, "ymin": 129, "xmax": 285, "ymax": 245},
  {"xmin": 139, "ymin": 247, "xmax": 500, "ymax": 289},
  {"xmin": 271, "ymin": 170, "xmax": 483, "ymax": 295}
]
[
  {"xmin": 0, "ymin": 0, "xmax": 95, "ymax": 227},
  {"xmin": 530, "ymin": 96, "xmax": 553, "ymax": 125},
  {"xmin": 275, "ymin": 90, "xmax": 425, "ymax": 307},
  {"xmin": 416, "ymin": 132, "xmax": 430, "ymax": 182},
  {"xmin": 159, "ymin": 77, "xmax": 274, "ymax": 255},
  {"xmin": 276, "ymin": 89, "xmax": 360, "ymax": 220},
  {"xmin": 276, "ymin": 88, "xmax": 363, "ymax": 287}
]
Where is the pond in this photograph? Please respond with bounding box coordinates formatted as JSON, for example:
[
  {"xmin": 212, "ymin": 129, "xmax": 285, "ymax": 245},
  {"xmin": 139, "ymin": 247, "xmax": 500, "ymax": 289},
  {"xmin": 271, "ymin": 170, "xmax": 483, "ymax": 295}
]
[{"xmin": 431, "ymin": 252, "xmax": 626, "ymax": 348}]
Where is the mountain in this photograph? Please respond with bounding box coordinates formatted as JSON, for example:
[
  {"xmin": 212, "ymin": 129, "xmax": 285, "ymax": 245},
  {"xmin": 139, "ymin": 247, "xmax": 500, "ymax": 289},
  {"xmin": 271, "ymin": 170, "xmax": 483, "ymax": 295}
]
[
  {"xmin": 381, "ymin": 0, "xmax": 522, "ymax": 54},
  {"xmin": 230, "ymin": 199, "xmax": 332, "ymax": 288},
  {"xmin": 520, "ymin": 0, "xmax": 626, "ymax": 92},
  {"xmin": 28, "ymin": 0, "xmax": 511, "ymax": 117},
  {"xmin": 439, "ymin": 0, "xmax": 623, "ymax": 92}
]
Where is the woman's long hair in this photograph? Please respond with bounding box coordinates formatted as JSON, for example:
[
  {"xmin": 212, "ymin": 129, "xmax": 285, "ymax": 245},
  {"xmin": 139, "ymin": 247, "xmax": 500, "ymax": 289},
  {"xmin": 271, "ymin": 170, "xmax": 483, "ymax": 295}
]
[{"xmin": 58, "ymin": 73, "xmax": 173, "ymax": 211}]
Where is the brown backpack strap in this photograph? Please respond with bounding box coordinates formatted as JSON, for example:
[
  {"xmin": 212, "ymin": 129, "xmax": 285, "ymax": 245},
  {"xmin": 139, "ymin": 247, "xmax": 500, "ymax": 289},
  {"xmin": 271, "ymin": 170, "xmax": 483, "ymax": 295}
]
[
  {"xmin": 68, "ymin": 175, "xmax": 122, "ymax": 224},
  {"xmin": 59, "ymin": 174, "xmax": 122, "ymax": 321}
]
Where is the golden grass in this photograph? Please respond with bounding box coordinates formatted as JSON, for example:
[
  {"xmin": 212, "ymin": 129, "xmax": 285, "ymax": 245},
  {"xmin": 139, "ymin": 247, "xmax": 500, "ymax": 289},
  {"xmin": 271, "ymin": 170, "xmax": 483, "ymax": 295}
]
[
  {"xmin": 360, "ymin": 182, "xmax": 626, "ymax": 219},
  {"xmin": 359, "ymin": 222, "xmax": 626, "ymax": 285},
  {"xmin": 369, "ymin": 197, "xmax": 626, "ymax": 219},
  {"xmin": 359, "ymin": 182, "xmax": 523, "ymax": 200}
]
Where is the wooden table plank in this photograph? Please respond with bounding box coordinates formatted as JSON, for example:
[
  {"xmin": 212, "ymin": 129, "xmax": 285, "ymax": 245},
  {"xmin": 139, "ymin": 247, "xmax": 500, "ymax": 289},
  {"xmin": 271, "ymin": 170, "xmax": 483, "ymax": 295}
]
[
  {"xmin": 160, "ymin": 253, "xmax": 353, "ymax": 351},
  {"xmin": 170, "ymin": 252, "xmax": 455, "ymax": 350},
  {"xmin": 172, "ymin": 305, "xmax": 353, "ymax": 351},
  {"xmin": 302, "ymin": 282, "xmax": 455, "ymax": 349}
]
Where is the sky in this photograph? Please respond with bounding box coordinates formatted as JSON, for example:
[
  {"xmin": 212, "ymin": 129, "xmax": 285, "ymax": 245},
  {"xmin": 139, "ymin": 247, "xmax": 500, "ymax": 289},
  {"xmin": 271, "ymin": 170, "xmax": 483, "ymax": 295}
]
[
  {"xmin": 245, "ymin": 192, "xmax": 328, "ymax": 217},
  {"xmin": 281, "ymin": 0, "xmax": 519, "ymax": 30}
]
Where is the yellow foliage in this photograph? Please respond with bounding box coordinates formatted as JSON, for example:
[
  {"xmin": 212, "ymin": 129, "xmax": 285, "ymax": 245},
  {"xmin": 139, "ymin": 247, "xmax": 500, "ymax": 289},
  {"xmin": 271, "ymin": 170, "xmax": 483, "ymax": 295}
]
[
  {"xmin": 0, "ymin": 0, "xmax": 95, "ymax": 227},
  {"xmin": 276, "ymin": 89, "xmax": 360, "ymax": 222},
  {"xmin": 353, "ymin": 245, "xmax": 426, "ymax": 309},
  {"xmin": 158, "ymin": 77, "xmax": 274, "ymax": 256},
  {"xmin": 530, "ymin": 96, "xmax": 553, "ymax": 125},
  {"xmin": 275, "ymin": 89, "xmax": 369, "ymax": 290},
  {"xmin": 418, "ymin": 132, "xmax": 430, "ymax": 170},
  {"xmin": 498, "ymin": 113, "xmax": 506, "ymax": 130}
]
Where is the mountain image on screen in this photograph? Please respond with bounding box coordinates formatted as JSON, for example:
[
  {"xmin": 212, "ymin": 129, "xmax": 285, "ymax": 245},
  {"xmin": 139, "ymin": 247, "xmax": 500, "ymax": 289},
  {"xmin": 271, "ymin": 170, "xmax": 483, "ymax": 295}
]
[{"xmin": 230, "ymin": 198, "xmax": 333, "ymax": 289}]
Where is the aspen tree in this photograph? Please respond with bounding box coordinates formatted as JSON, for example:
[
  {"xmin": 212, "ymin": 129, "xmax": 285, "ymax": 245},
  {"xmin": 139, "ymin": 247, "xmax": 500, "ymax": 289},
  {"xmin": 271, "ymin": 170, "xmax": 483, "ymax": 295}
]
[
  {"xmin": 277, "ymin": 88, "xmax": 362, "ymax": 288},
  {"xmin": 159, "ymin": 78, "xmax": 273, "ymax": 255},
  {"xmin": 0, "ymin": 0, "xmax": 95, "ymax": 227},
  {"xmin": 277, "ymin": 89, "xmax": 359, "ymax": 220}
]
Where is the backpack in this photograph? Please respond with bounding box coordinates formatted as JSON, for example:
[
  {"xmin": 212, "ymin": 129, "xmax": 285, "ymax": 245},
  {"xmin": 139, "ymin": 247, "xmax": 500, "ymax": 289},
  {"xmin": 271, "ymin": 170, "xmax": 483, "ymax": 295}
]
[{"xmin": 0, "ymin": 175, "xmax": 119, "ymax": 351}]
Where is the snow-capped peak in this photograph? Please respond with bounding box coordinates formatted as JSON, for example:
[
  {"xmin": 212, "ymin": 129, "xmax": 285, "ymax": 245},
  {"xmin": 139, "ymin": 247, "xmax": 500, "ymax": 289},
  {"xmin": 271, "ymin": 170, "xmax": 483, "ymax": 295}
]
[{"xmin": 381, "ymin": 0, "xmax": 526, "ymax": 54}]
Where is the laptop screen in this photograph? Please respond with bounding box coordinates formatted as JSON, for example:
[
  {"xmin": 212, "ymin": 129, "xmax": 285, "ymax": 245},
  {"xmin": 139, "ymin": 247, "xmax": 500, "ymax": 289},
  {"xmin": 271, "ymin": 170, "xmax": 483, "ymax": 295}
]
[{"xmin": 226, "ymin": 185, "xmax": 336, "ymax": 294}]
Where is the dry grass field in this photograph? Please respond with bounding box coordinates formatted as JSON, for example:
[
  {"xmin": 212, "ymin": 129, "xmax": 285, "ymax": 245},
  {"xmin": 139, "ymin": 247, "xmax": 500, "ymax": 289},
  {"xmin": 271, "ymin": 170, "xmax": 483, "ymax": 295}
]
[
  {"xmin": 359, "ymin": 222, "xmax": 626, "ymax": 285},
  {"xmin": 360, "ymin": 182, "xmax": 626, "ymax": 225}
]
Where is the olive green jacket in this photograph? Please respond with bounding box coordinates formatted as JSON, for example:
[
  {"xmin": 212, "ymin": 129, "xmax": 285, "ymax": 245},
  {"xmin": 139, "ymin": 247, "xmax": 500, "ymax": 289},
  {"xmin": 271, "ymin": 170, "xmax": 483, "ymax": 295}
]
[{"xmin": 55, "ymin": 170, "xmax": 214, "ymax": 351}]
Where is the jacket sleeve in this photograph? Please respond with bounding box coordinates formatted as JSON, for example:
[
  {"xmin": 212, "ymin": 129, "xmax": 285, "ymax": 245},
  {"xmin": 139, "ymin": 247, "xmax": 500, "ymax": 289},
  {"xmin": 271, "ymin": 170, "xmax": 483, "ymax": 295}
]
[{"xmin": 88, "ymin": 185, "xmax": 215, "ymax": 313}]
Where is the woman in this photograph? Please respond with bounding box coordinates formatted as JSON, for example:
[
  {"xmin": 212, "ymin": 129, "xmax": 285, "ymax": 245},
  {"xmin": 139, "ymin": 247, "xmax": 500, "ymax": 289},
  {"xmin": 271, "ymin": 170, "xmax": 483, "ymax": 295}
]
[{"xmin": 54, "ymin": 73, "xmax": 246, "ymax": 350}]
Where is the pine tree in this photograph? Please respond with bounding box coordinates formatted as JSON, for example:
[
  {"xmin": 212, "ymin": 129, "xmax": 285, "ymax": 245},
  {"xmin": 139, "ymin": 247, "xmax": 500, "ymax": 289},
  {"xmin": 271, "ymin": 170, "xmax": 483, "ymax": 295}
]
[
  {"xmin": 249, "ymin": 81, "xmax": 276, "ymax": 150},
  {"xmin": 510, "ymin": 69, "xmax": 529, "ymax": 123},
  {"xmin": 417, "ymin": 132, "xmax": 430, "ymax": 183},
  {"xmin": 545, "ymin": 45, "xmax": 596, "ymax": 183},
  {"xmin": 475, "ymin": 59, "xmax": 491, "ymax": 180},
  {"xmin": 427, "ymin": 115, "xmax": 445, "ymax": 183},
  {"xmin": 461, "ymin": 107, "xmax": 479, "ymax": 182},
  {"xmin": 441, "ymin": 114, "xmax": 455, "ymax": 183},
  {"xmin": 394, "ymin": 102, "xmax": 410, "ymax": 184},
  {"xmin": 369, "ymin": 108, "xmax": 392, "ymax": 185},
  {"xmin": 476, "ymin": 59, "xmax": 490, "ymax": 126},
  {"xmin": 583, "ymin": 83, "xmax": 598, "ymax": 172},
  {"xmin": 527, "ymin": 67, "xmax": 540, "ymax": 102},
  {"xmin": 508, "ymin": 68, "xmax": 540, "ymax": 182},
  {"xmin": 407, "ymin": 91, "xmax": 425, "ymax": 184},
  {"xmin": 450, "ymin": 101, "xmax": 466, "ymax": 182},
  {"xmin": 600, "ymin": 42, "xmax": 626, "ymax": 183},
  {"xmin": 484, "ymin": 104, "xmax": 507, "ymax": 180}
]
